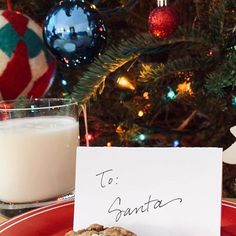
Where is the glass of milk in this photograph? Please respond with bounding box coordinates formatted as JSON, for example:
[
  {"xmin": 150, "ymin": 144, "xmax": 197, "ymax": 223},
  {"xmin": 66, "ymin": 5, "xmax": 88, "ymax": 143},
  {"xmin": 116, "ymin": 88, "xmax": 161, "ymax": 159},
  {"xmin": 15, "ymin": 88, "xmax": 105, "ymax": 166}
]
[{"xmin": 0, "ymin": 98, "xmax": 79, "ymax": 205}]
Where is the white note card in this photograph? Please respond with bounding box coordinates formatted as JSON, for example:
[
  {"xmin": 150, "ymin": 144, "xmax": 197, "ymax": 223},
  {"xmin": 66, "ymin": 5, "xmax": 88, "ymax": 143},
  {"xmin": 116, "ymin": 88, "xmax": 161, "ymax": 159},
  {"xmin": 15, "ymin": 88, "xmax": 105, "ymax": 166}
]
[{"xmin": 74, "ymin": 147, "xmax": 222, "ymax": 236}]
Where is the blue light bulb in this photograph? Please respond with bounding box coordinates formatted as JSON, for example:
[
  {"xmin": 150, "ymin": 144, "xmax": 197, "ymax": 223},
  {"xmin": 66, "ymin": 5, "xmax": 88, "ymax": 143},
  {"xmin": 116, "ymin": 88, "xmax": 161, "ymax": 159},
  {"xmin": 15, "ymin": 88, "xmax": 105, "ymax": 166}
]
[
  {"xmin": 232, "ymin": 96, "xmax": 236, "ymax": 107},
  {"xmin": 173, "ymin": 139, "xmax": 180, "ymax": 147},
  {"xmin": 166, "ymin": 88, "xmax": 176, "ymax": 100},
  {"xmin": 138, "ymin": 134, "xmax": 146, "ymax": 141},
  {"xmin": 61, "ymin": 79, "xmax": 68, "ymax": 86}
]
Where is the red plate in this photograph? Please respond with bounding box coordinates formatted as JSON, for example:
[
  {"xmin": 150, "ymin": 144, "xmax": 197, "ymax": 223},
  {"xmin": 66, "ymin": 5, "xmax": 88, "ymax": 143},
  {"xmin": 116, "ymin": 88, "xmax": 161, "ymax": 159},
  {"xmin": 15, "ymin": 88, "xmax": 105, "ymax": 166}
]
[{"xmin": 0, "ymin": 200, "xmax": 236, "ymax": 235}]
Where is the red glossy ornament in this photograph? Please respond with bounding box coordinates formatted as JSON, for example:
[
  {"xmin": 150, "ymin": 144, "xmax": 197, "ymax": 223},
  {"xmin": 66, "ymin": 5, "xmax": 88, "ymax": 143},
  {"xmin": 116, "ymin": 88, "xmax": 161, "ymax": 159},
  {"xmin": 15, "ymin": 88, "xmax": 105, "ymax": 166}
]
[{"xmin": 148, "ymin": 6, "xmax": 178, "ymax": 38}]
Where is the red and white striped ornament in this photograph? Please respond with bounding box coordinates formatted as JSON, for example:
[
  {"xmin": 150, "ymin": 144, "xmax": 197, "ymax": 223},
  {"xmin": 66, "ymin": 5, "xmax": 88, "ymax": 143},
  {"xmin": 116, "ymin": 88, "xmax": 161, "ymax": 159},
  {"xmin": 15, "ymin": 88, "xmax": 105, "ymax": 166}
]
[{"xmin": 0, "ymin": 0, "xmax": 56, "ymax": 100}]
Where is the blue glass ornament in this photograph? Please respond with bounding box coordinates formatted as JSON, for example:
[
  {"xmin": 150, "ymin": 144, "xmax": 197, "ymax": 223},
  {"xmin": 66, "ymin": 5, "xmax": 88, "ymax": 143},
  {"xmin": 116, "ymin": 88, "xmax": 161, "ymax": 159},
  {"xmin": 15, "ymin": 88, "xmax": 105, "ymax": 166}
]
[{"xmin": 43, "ymin": 0, "xmax": 107, "ymax": 68}]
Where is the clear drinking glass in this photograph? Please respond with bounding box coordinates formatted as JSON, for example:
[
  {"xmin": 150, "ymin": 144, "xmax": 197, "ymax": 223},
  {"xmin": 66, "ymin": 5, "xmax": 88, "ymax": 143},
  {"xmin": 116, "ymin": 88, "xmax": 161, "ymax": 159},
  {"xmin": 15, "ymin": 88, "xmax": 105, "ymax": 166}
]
[{"xmin": 0, "ymin": 98, "xmax": 79, "ymax": 214}]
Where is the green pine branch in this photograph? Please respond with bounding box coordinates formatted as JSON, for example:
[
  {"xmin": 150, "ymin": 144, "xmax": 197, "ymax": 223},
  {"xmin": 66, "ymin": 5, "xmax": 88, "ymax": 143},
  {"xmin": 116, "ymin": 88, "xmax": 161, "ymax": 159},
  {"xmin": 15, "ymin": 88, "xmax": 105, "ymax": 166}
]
[
  {"xmin": 71, "ymin": 30, "xmax": 217, "ymax": 105},
  {"xmin": 208, "ymin": 0, "xmax": 225, "ymax": 44},
  {"xmin": 139, "ymin": 56, "xmax": 202, "ymax": 82},
  {"xmin": 205, "ymin": 49, "xmax": 236, "ymax": 96},
  {"xmin": 71, "ymin": 42, "xmax": 140, "ymax": 105}
]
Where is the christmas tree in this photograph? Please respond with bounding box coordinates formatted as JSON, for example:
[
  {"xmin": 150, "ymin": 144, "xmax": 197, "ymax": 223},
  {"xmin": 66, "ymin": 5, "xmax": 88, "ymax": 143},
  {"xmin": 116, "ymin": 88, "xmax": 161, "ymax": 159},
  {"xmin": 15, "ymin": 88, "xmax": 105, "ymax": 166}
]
[{"xmin": 0, "ymin": 0, "xmax": 235, "ymax": 196}]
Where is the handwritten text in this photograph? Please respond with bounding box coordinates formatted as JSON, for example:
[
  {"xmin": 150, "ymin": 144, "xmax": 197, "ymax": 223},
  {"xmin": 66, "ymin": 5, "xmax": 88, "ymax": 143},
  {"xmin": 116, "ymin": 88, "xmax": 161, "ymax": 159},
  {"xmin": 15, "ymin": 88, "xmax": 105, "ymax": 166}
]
[{"xmin": 108, "ymin": 195, "xmax": 183, "ymax": 222}]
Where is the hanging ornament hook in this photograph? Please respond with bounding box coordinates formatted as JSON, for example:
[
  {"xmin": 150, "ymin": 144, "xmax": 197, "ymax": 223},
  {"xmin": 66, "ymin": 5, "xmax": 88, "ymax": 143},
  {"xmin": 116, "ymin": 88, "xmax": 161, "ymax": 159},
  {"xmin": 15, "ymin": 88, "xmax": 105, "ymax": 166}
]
[
  {"xmin": 6, "ymin": 0, "xmax": 12, "ymax": 11},
  {"xmin": 157, "ymin": 0, "xmax": 167, "ymax": 7}
]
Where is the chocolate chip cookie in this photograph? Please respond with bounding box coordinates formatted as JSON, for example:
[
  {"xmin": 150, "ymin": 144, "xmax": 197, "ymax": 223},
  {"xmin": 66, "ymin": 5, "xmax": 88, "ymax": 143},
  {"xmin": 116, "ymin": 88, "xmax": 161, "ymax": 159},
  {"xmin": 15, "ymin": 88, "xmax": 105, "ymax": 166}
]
[{"xmin": 65, "ymin": 224, "xmax": 137, "ymax": 236}]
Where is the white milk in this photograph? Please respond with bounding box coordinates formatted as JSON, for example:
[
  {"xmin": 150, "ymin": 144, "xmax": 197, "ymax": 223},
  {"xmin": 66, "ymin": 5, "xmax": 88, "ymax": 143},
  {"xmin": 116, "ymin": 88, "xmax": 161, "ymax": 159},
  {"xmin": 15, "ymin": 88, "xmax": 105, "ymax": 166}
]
[{"xmin": 0, "ymin": 116, "xmax": 79, "ymax": 203}]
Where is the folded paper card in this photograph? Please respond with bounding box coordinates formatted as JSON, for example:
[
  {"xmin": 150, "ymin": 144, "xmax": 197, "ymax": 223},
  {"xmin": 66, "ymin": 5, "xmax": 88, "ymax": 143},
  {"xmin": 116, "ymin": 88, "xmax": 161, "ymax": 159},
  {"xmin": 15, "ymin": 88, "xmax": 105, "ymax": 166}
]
[{"xmin": 74, "ymin": 147, "xmax": 222, "ymax": 236}]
